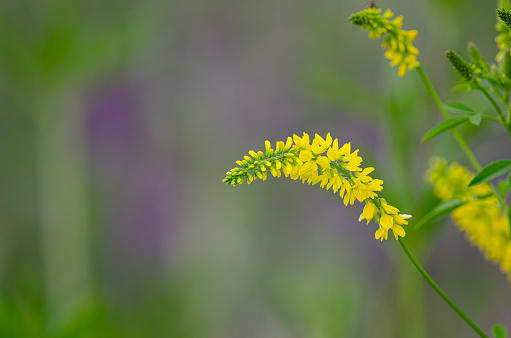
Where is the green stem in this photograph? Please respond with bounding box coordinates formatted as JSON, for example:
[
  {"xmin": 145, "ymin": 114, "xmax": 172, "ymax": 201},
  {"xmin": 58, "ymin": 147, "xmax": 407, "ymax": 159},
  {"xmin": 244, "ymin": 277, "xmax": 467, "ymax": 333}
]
[
  {"xmin": 398, "ymin": 238, "xmax": 490, "ymax": 338},
  {"xmin": 481, "ymin": 115, "xmax": 506, "ymax": 125},
  {"xmin": 331, "ymin": 162, "xmax": 355, "ymax": 183},
  {"xmin": 415, "ymin": 66, "xmax": 450, "ymax": 120},
  {"xmin": 415, "ymin": 66, "xmax": 508, "ymax": 210},
  {"xmin": 476, "ymin": 83, "xmax": 511, "ymax": 137}
]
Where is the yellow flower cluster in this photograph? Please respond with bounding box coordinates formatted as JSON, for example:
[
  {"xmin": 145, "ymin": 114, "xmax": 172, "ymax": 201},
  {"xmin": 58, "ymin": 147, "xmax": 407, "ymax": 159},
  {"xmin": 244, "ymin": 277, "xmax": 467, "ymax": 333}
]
[
  {"xmin": 427, "ymin": 157, "xmax": 511, "ymax": 280},
  {"xmin": 223, "ymin": 133, "xmax": 411, "ymax": 241},
  {"xmin": 349, "ymin": 8, "xmax": 420, "ymax": 77}
]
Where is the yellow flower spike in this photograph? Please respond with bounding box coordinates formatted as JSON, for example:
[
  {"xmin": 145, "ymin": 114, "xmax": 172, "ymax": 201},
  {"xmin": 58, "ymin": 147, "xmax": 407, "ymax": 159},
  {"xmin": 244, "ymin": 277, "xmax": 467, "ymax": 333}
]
[
  {"xmin": 350, "ymin": 7, "xmax": 420, "ymax": 76},
  {"xmin": 427, "ymin": 157, "xmax": 511, "ymax": 281},
  {"xmin": 223, "ymin": 133, "xmax": 410, "ymax": 241}
]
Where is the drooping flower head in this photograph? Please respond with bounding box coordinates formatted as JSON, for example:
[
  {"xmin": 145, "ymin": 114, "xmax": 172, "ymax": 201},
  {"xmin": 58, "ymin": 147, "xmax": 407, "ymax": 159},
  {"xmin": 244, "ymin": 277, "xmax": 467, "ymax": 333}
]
[
  {"xmin": 223, "ymin": 133, "xmax": 411, "ymax": 241},
  {"xmin": 427, "ymin": 157, "xmax": 511, "ymax": 281},
  {"xmin": 349, "ymin": 7, "xmax": 420, "ymax": 77}
]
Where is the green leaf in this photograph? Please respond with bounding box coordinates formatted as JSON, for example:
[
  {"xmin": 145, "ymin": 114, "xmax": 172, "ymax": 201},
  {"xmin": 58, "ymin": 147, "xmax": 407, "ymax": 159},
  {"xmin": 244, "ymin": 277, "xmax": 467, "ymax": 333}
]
[
  {"xmin": 498, "ymin": 179, "xmax": 510, "ymax": 197},
  {"xmin": 451, "ymin": 82, "xmax": 473, "ymax": 92},
  {"xmin": 508, "ymin": 170, "xmax": 511, "ymax": 193},
  {"xmin": 492, "ymin": 324, "xmax": 507, "ymax": 338},
  {"xmin": 421, "ymin": 117, "xmax": 469, "ymax": 143},
  {"xmin": 444, "ymin": 102, "xmax": 483, "ymax": 126},
  {"xmin": 469, "ymin": 112, "xmax": 482, "ymax": 126},
  {"xmin": 445, "ymin": 102, "xmax": 477, "ymax": 114},
  {"xmin": 414, "ymin": 199, "xmax": 464, "ymax": 230},
  {"xmin": 468, "ymin": 160, "xmax": 511, "ymax": 187}
]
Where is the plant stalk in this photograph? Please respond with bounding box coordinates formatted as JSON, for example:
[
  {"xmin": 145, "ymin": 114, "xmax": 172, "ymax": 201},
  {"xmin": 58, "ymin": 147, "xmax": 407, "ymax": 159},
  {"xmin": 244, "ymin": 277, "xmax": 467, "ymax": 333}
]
[
  {"xmin": 398, "ymin": 238, "xmax": 490, "ymax": 338},
  {"xmin": 476, "ymin": 83, "xmax": 511, "ymax": 136}
]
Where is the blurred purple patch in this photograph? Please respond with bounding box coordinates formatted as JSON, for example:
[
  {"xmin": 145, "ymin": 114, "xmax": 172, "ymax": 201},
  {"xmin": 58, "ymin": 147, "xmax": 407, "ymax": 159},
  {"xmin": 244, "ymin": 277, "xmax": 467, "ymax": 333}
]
[{"xmin": 86, "ymin": 80, "xmax": 179, "ymax": 287}]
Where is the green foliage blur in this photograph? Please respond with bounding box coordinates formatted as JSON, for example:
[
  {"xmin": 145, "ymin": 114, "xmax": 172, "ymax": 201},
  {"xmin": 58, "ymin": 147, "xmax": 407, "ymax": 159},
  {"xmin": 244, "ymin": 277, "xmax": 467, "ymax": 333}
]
[{"xmin": 0, "ymin": 0, "xmax": 509, "ymax": 337}]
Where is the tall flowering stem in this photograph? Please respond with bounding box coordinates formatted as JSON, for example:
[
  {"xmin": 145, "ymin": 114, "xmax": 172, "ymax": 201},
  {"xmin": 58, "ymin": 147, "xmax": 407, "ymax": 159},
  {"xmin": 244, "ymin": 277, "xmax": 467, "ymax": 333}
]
[
  {"xmin": 223, "ymin": 133, "xmax": 411, "ymax": 241},
  {"xmin": 398, "ymin": 238, "xmax": 490, "ymax": 338}
]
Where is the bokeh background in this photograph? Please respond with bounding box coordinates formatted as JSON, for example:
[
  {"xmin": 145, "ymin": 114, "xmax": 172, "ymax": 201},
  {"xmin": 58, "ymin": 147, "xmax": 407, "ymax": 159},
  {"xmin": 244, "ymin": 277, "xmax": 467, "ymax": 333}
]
[{"xmin": 1, "ymin": 0, "xmax": 510, "ymax": 337}]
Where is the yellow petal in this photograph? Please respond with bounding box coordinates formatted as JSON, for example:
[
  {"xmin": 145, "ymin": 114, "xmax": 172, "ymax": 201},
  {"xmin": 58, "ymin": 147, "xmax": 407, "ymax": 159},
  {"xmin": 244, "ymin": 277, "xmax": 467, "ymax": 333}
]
[
  {"xmin": 316, "ymin": 156, "xmax": 331, "ymax": 169},
  {"xmin": 380, "ymin": 214, "xmax": 393, "ymax": 229}
]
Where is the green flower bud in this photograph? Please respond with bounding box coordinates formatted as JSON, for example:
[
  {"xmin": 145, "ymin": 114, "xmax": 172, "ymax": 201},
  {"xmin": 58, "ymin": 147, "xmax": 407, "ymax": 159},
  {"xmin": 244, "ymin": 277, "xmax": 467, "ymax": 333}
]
[
  {"xmin": 497, "ymin": 8, "xmax": 511, "ymax": 31},
  {"xmin": 467, "ymin": 42, "xmax": 490, "ymax": 73},
  {"xmin": 446, "ymin": 50, "xmax": 474, "ymax": 81}
]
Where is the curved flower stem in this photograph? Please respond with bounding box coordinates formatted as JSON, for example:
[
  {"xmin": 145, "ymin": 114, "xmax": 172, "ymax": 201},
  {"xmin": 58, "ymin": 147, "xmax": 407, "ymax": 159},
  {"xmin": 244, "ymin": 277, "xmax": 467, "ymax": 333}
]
[
  {"xmin": 415, "ymin": 66, "xmax": 508, "ymax": 211},
  {"xmin": 476, "ymin": 83, "xmax": 511, "ymax": 137},
  {"xmin": 398, "ymin": 238, "xmax": 490, "ymax": 338}
]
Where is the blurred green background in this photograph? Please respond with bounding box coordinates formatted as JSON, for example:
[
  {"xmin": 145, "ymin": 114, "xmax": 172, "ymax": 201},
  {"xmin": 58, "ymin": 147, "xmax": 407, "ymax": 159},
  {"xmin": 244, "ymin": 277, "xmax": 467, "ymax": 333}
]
[{"xmin": 0, "ymin": 0, "xmax": 509, "ymax": 337}]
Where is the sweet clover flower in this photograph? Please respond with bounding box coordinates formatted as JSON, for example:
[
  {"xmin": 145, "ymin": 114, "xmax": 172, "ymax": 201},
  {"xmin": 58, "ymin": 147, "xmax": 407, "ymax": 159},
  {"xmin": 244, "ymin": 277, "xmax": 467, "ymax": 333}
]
[
  {"xmin": 427, "ymin": 157, "xmax": 511, "ymax": 280},
  {"xmin": 349, "ymin": 7, "xmax": 420, "ymax": 77},
  {"xmin": 223, "ymin": 133, "xmax": 411, "ymax": 241}
]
